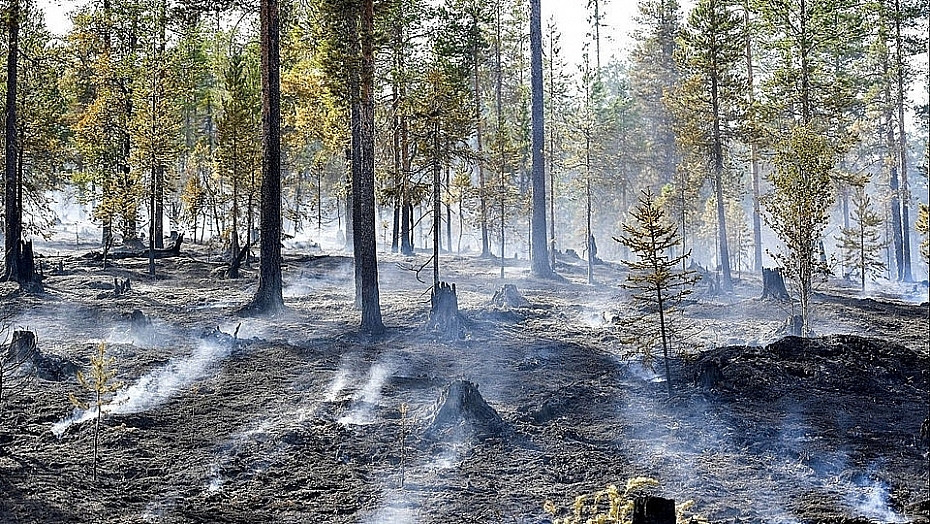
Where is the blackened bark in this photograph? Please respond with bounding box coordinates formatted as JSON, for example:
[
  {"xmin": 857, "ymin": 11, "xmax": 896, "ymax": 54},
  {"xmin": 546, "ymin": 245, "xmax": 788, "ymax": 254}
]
[
  {"xmin": 354, "ymin": 0, "xmax": 384, "ymax": 333},
  {"xmin": 894, "ymin": 0, "xmax": 912, "ymax": 281},
  {"xmin": 529, "ymin": 0, "xmax": 551, "ymax": 278},
  {"xmin": 4, "ymin": 0, "xmax": 20, "ymax": 282},
  {"xmin": 245, "ymin": 0, "xmax": 284, "ymax": 314}
]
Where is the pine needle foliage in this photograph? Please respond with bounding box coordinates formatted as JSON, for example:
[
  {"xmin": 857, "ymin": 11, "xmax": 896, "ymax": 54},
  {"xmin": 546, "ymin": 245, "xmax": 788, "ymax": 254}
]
[
  {"xmin": 761, "ymin": 123, "xmax": 835, "ymax": 337},
  {"xmin": 917, "ymin": 203, "xmax": 929, "ymax": 265},
  {"xmin": 615, "ymin": 188, "xmax": 697, "ymax": 397},
  {"xmin": 69, "ymin": 342, "xmax": 123, "ymax": 482},
  {"xmin": 835, "ymin": 187, "xmax": 886, "ymax": 290},
  {"xmin": 543, "ymin": 476, "xmax": 705, "ymax": 524}
]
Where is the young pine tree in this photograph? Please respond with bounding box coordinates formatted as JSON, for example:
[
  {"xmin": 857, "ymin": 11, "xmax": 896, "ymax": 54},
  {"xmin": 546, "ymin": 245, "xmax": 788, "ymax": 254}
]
[
  {"xmin": 762, "ymin": 123, "xmax": 835, "ymax": 337},
  {"xmin": 836, "ymin": 187, "xmax": 887, "ymax": 290},
  {"xmin": 915, "ymin": 203, "xmax": 929, "ymax": 266},
  {"xmin": 616, "ymin": 189, "xmax": 697, "ymax": 397},
  {"xmin": 69, "ymin": 343, "xmax": 123, "ymax": 482}
]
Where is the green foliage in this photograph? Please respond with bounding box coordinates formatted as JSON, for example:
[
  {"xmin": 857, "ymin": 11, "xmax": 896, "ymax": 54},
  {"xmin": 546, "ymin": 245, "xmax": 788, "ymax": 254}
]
[
  {"xmin": 761, "ymin": 123, "xmax": 835, "ymax": 335},
  {"xmin": 835, "ymin": 186, "xmax": 887, "ymax": 289},
  {"xmin": 69, "ymin": 342, "xmax": 123, "ymax": 482},
  {"xmin": 615, "ymin": 189, "xmax": 697, "ymax": 394}
]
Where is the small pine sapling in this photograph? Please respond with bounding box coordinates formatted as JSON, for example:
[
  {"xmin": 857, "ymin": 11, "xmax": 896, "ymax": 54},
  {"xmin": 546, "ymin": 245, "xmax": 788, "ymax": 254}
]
[
  {"xmin": 761, "ymin": 123, "xmax": 835, "ymax": 336},
  {"xmin": 615, "ymin": 188, "xmax": 698, "ymax": 397},
  {"xmin": 69, "ymin": 342, "xmax": 123, "ymax": 481},
  {"xmin": 835, "ymin": 187, "xmax": 887, "ymax": 290}
]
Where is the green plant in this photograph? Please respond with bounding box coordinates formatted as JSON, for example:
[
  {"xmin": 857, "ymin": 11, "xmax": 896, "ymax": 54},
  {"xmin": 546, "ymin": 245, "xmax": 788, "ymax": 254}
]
[
  {"xmin": 615, "ymin": 189, "xmax": 698, "ymax": 397},
  {"xmin": 69, "ymin": 342, "xmax": 123, "ymax": 481}
]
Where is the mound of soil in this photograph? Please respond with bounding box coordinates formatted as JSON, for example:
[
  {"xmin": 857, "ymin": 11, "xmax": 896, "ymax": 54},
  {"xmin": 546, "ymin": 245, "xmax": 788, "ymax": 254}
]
[
  {"xmin": 428, "ymin": 380, "xmax": 506, "ymax": 438},
  {"xmin": 692, "ymin": 334, "xmax": 929, "ymax": 399}
]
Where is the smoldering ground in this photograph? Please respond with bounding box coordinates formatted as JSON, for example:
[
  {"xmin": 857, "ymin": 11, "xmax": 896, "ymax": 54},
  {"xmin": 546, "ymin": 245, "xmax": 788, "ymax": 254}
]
[{"xmin": 0, "ymin": 246, "xmax": 927, "ymax": 523}]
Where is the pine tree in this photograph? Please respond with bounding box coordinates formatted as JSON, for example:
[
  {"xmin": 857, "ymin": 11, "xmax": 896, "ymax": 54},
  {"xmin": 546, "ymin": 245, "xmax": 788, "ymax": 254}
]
[
  {"xmin": 528, "ymin": 0, "xmax": 551, "ymax": 278},
  {"xmin": 673, "ymin": 0, "xmax": 747, "ymax": 291},
  {"xmin": 630, "ymin": 0, "xmax": 681, "ymax": 186},
  {"xmin": 4, "ymin": 0, "xmax": 21, "ymax": 282},
  {"xmin": 245, "ymin": 0, "xmax": 285, "ymax": 314},
  {"xmin": 836, "ymin": 186, "xmax": 887, "ymax": 290},
  {"xmin": 762, "ymin": 123, "xmax": 834, "ymax": 336},
  {"xmin": 69, "ymin": 343, "xmax": 123, "ymax": 482},
  {"xmin": 615, "ymin": 188, "xmax": 697, "ymax": 397},
  {"xmin": 916, "ymin": 202, "xmax": 929, "ymax": 265}
]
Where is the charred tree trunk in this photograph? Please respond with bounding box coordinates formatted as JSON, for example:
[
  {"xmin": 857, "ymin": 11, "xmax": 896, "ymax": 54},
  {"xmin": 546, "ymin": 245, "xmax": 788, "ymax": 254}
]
[
  {"xmin": 529, "ymin": 0, "xmax": 552, "ymax": 279},
  {"xmin": 353, "ymin": 0, "xmax": 384, "ymax": 333},
  {"xmin": 761, "ymin": 267, "xmax": 790, "ymax": 300},
  {"xmin": 429, "ymin": 281, "xmax": 461, "ymax": 338},
  {"xmin": 244, "ymin": 0, "xmax": 284, "ymax": 314},
  {"xmin": 4, "ymin": 0, "xmax": 21, "ymax": 283}
]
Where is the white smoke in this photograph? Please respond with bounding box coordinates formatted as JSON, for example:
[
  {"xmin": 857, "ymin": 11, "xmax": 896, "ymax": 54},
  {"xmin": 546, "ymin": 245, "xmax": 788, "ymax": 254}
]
[
  {"xmin": 338, "ymin": 363, "xmax": 392, "ymax": 426},
  {"xmin": 52, "ymin": 338, "xmax": 236, "ymax": 437}
]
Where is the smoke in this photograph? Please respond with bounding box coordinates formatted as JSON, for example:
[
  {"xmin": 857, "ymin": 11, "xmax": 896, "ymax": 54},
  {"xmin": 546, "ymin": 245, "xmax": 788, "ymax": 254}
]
[
  {"xmin": 325, "ymin": 366, "xmax": 351, "ymax": 402},
  {"xmin": 338, "ymin": 362, "xmax": 392, "ymax": 426},
  {"xmin": 52, "ymin": 337, "xmax": 236, "ymax": 437},
  {"xmin": 844, "ymin": 472, "xmax": 908, "ymax": 523}
]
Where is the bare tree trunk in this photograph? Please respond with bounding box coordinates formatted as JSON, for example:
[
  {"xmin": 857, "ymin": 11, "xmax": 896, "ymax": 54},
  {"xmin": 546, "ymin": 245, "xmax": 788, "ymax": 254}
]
[
  {"xmin": 743, "ymin": 4, "xmax": 763, "ymax": 272},
  {"xmin": 475, "ymin": 16, "xmax": 489, "ymax": 258},
  {"xmin": 246, "ymin": 0, "xmax": 284, "ymax": 314},
  {"xmin": 4, "ymin": 0, "xmax": 21, "ymax": 282},
  {"xmin": 894, "ymin": 0, "xmax": 912, "ymax": 281},
  {"xmin": 529, "ymin": 0, "xmax": 551, "ymax": 278},
  {"xmin": 711, "ymin": 72, "xmax": 732, "ymax": 290},
  {"xmin": 354, "ymin": 0, "xmax": 385, "ymax": 333}
]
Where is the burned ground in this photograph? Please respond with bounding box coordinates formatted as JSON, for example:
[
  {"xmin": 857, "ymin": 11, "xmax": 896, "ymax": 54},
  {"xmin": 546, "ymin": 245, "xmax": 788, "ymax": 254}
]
[{"xmin": 0, "ymin": 244, "xmax": 928, "ymax": 523}]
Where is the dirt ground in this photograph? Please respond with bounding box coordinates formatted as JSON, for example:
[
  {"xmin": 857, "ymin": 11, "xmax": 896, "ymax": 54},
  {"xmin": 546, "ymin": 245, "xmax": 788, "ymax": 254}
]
[{"xmin": 0, "ymin": 241, "xmax": 927, "ymax": 524}]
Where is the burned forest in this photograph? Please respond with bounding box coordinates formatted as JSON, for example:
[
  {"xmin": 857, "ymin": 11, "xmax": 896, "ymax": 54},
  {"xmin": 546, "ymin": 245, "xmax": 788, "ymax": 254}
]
[{"xmin": 1, "ymin": 0, "xmax": 929, "ymax": 523}]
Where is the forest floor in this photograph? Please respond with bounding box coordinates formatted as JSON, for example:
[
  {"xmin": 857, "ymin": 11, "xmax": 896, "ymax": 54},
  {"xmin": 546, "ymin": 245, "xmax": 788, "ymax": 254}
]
[{"xmin": 0, "ymin": 240, "xmax": 928, "ymax": 524}]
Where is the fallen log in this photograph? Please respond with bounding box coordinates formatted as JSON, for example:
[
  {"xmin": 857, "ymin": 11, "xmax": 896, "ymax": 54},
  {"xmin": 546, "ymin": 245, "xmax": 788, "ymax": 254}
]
[{"xmin": 83, "ymin": 234, "xmax": 184, "ymax": 261}]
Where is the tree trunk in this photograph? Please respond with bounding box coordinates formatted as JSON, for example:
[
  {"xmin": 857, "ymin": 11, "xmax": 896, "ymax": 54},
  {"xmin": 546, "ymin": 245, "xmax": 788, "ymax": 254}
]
[
  {"xmin": 474, "ymin": 22, "xmax": 489, "ymax": 258},
  {"xmin": 710, "ymin": 72, "xmax": 732, "ymax": 291},
  {"xmin": 354, "ymin": 0, "xmax": 384, "ymax": 333},
  {"xmin": 885, "ymin": 82, "xmax": 904, "ymax": 279},
  {"xmin": 894, "ymin": 0, "xmax": 912, "ymax": 281},
  {"xmin": 433, "ymin": 120, "xmax": 441, "ymax": 286},
  {"xmin": 529, "ymin": 0, "xmax": 551, "ymax": 278},
  {"xmin": 743, "ymin": 4, "xmax": 763, "ymax": 273},
  {"xmin": 4, "ymin": 0, "xmax": 21, "ymax": 282},
  {"xmin": 245, "ymin": 0, "xmax": 284, "ymax": 314}
]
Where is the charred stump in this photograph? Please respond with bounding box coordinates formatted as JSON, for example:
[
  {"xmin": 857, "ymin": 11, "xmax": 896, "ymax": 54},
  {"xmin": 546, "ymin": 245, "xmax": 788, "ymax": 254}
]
[
  {"xmin": 491, "ymin": 284, "xmax": 530, "ymax": 308},
  {"xmin": 226, "ymin": 241, "xmax": 251, "ymax": 279},
  {"xmin": 632, "ymin": 496, "xmax": 676, "ymax": 524},
  {"xmin": 429, "ymin": 380, "xmax": 506, "ymax": 438},
  {"xmin": 761, "ymin": 267, "xmax": 789, "ymax": 300},
  {"xmin": 695, "ymin": 359, "xmax": 724, "ymax": 390},
  {"xmin": 429, "ymin": 281, "xmax": 462, "ymax": 338},
  {"xmin": 6, "ymin": 330, "xmax": 37, "ymax": 365},
  {"xmin": 113, "ymin": 277, "xmax": 131, "ymax": 297}
]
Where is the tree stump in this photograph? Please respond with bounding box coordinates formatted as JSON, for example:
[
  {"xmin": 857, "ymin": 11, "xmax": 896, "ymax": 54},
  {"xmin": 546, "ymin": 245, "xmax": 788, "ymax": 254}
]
[
  {"xmin": 632, "ymin": 496, "xmax": 676, "ymax": 524},
  {"xmin": 491, "ymin": 284, "xmax": 530, "ymax": 308},
  {"xmin": 695, "ymin": 359, "xmax": 724, "ymax": 389},
  {"xmin": 429, "ymin": 281, "xmax": 462, "ymax": 337},
  {"xmin": 6, "ymin": 331, "xmax": 37, "ymax": 365},
  {"xmin": 429, "ymin": 380, "xmax": 505, "ymax": 438},
  {"xmin": 761, "ymin": 267, "xmax": 790, "ymax": 300}
]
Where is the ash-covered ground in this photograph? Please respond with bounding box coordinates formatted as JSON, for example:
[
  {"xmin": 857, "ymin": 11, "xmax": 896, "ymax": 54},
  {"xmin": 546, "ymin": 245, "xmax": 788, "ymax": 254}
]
[{"xmin": 0, "ymin": 242, "xmax": 927, "ymax": 524}]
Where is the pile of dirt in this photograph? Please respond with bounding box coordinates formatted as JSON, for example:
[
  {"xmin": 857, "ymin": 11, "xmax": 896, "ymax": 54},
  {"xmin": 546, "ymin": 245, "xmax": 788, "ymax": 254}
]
[
  {"xmin": 428, "ymin": 380, "xmax": 506, "ymax": 438},
  {"xmin": 691, "ymin": 334, "xmax": 929, "ymax": 399}
]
